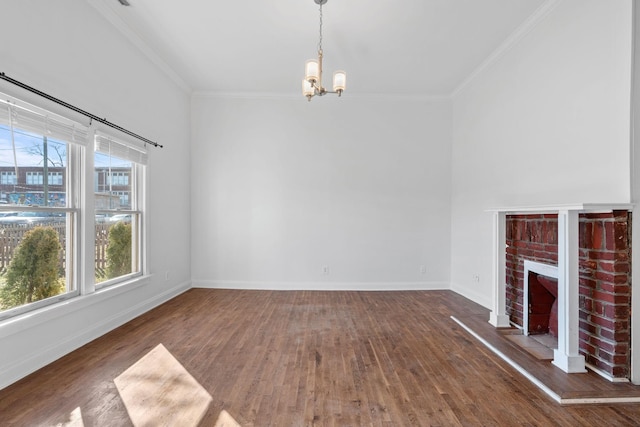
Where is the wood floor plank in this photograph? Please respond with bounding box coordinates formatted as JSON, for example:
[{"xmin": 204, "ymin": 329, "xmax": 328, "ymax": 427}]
[{"xmin": 2, "ymin": 289, "xmax": 640, "ymax": 426}]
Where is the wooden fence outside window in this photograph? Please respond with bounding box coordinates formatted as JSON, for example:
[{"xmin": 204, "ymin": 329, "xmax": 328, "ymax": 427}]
[{"xmin": 0, "ymin": 222, "xmax": 114, "ymax": 274}]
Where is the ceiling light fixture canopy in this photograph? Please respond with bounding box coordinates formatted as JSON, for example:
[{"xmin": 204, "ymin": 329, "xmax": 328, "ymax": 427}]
[{"xmin": 302, "ymin": 0, "xmax": 346, "ymax": 101}]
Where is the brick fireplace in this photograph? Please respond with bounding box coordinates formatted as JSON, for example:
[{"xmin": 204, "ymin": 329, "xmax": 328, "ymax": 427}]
[{"xmin": 502, "ymin": 211, "xmax": 632, "ymax": 379}]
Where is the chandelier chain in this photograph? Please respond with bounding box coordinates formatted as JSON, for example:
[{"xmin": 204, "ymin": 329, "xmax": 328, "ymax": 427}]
[{"xmin": 318, "ymin": 2, "xmax": 323, "ymax": 52}]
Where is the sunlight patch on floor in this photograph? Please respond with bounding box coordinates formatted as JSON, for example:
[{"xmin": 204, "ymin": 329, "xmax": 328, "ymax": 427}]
[
  {"xmin": 54, "ymin": 407, "xmax": 84, "ymax": 427},
  {"xmin": 114, "ymin": 343, "xmax": 213, "ymax": 427},
  {"xmin": 215, "ymin": 409, "xmax": 242, "ymax": 427}
]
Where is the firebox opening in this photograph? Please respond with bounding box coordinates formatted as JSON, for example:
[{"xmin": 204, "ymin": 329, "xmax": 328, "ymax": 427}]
[{"xmin": 528, "ymin": 272, "xmax": 558, "ymax": 337}]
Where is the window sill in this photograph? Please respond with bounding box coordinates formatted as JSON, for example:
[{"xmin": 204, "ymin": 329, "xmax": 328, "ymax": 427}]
[{"xmin": 0, "ymin": 274, "xmax": 151, "ymax": 339}]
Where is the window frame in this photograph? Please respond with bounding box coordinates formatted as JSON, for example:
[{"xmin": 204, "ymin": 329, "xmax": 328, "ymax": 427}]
[
  {"xmin": 0, "ymin": 91, "xmax": 149, "ymax": 320},
  {"xmin": 0, "ymin": 129, "xmax": 82, "ymax": 320},
  {"xmin": 93, "ymin": 133, "xmax": 146, "ymax": 290}
]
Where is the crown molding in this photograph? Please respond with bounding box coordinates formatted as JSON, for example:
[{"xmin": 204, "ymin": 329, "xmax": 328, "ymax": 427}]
[
  {"xmin": 191, "ymin": 91, "xmax": 451, "ymax": 102},
  {"xmin": 191, "ymin": 92, "xmax": 300, "ymax": 100},
  {"xmin": 86, "ymin": 0, "xmax": 192, "ymax": 94},
  {"xmin": 451, "ymin": 0, "xmax": 561, "ymax": 98}
]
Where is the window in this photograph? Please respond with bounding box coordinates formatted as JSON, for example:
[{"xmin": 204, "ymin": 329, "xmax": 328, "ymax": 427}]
[
  {"xmin": 1, "ymin": 171, "xmax": 16, "ymax": 185},
  {"xmin": 0, "ymin": 93, "xmax": 148, "ymax": 320},
  {"xmin": 0, "ymin": 98, "xmax": 85, "ymax": 319},
  {"xmin": 94, "ymin": 133, "xmax": 146, "ymax": 287},
  {"xmin": 111, "ymin": 191, "xmax": 130, "ymax": 207},
  {"xmin": 107, "ymin": 171, "xmax": 129, "ymax": 186},
  {"xmin": 26, "ymin": 171, "xmax": 43, "ymax": 185},
  {"xmin": 48, "ymin": 171, "xmax": 63, "ymax": 186}
]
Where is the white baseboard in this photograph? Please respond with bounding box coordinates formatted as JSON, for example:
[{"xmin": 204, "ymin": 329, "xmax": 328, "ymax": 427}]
[
  {"xmin": 585, "ymin": 363, "xmax": 630, "ymax": 383},
  {"xmin": 192, "ymin": 280, "xmax": 450, "ymax": 291},
  {"xmin": 450, "ymin": 281, "xmax": 492, "ymax": 309},
  {"xmin": 0, "ymin": 279, "xmax": 191, "ymax": 390}
]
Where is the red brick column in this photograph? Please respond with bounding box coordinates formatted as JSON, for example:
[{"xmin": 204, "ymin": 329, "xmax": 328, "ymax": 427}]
[{"xmin": 578, "ymin": 211, "xmax": 631, "ymax": 378}]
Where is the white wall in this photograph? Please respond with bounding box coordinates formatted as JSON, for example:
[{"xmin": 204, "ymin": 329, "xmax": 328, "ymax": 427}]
[
  {"xmin": 450, "ymin": 0, "xmax": 633, "ymax": 307},
  {"xmin": 0, "ymin": 0, "xmax": 191, "ymax": 389},
  {"xmin": 191, "ymin": 95, "xmax": 452, "ymax": 290}
]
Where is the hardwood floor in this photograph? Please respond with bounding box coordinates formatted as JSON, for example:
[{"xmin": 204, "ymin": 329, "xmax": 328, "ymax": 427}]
[{"xmin": 2, "ymin": 289, "xmax": 640, "ymax": 426}]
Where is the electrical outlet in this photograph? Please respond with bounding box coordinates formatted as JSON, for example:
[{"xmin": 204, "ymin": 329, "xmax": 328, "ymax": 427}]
[
  {"xmin": 165, "ymin": 271, "xmax": 170, "ymax": 281},
  {"xmin": 420, "ymin": 265, "xmax": 427, "ymax": 275},
  {"xmin": 473, "ymin": 274, "xmax": 480, "ymax": 283},
  {"xmin": 322, "ymin": 265, "xmax": 330, "ymax": 275}
]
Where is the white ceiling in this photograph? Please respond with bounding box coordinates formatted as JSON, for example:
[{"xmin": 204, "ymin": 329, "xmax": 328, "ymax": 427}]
[{"xmin": 94, "ymin": 0, "xmax": 548, "ymax": 96}]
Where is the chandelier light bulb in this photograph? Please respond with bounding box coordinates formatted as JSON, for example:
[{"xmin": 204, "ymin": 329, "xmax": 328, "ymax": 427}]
[
  {"xmin": 305, "ymin": 59, "xmax": 320, "ymax": 83},
  {"xmin": 332, "ymin": 71, "xmax": 346, "ymax": 94},
  {"xmin": 302, "ymin": 79, "xmax": 314, "ymax": 97}
]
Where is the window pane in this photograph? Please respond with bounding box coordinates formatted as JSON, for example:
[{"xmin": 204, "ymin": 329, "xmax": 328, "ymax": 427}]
[
  {"xmin": 0, "ymin": 216, "xmax": 71, "ymax": 314},
  {"xmin": 95, "ymin": 142, "xmax": 140, "ymax": 286},
  {"xmin": 0, "ymin": 125, "xmax": 67, "ymax": 207},
  {"xmin": 95, "ymin": 152, "xmax": 132, "ymax": 210},
  {"xmin": 95, "ymin": 213, "xmax": 137, "ymax": 284},
  {"xmin": 0, "ymin": 121, "xmax": 73, "ymax": 317}
]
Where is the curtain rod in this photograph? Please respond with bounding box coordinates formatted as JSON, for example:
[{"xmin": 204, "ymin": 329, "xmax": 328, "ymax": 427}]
[{"xmin": 0, "ymin": 72, "xmax": 162, "ymax": 148}]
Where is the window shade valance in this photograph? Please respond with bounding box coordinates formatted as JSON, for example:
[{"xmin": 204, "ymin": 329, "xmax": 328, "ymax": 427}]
[
  {"xmin": 0, "ymin": 98, "xmax": 89, "ymax": 146},
  {"xmin": 95, "ymin": 133, "xmax": 148, "ymax": 165}
]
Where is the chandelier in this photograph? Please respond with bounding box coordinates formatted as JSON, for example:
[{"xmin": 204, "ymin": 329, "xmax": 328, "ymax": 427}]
[{"xmin": 302, "ymin": 0, "xmax": 346, "ymax": 101}]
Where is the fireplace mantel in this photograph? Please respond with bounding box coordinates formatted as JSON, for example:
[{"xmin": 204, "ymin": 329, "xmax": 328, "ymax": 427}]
[
  {"xmin": 487, "ymin": 203, "xmax": 633, "ymax": 374},
  {"xmin": 489, "ymin": 203, "xmax": 634, "ymax": 215}
]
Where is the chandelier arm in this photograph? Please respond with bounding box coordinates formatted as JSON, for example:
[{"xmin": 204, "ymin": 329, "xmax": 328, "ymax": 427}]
[{"xmin": 311, "ymin": 81, "xmax": 325, "ymax": 96}]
